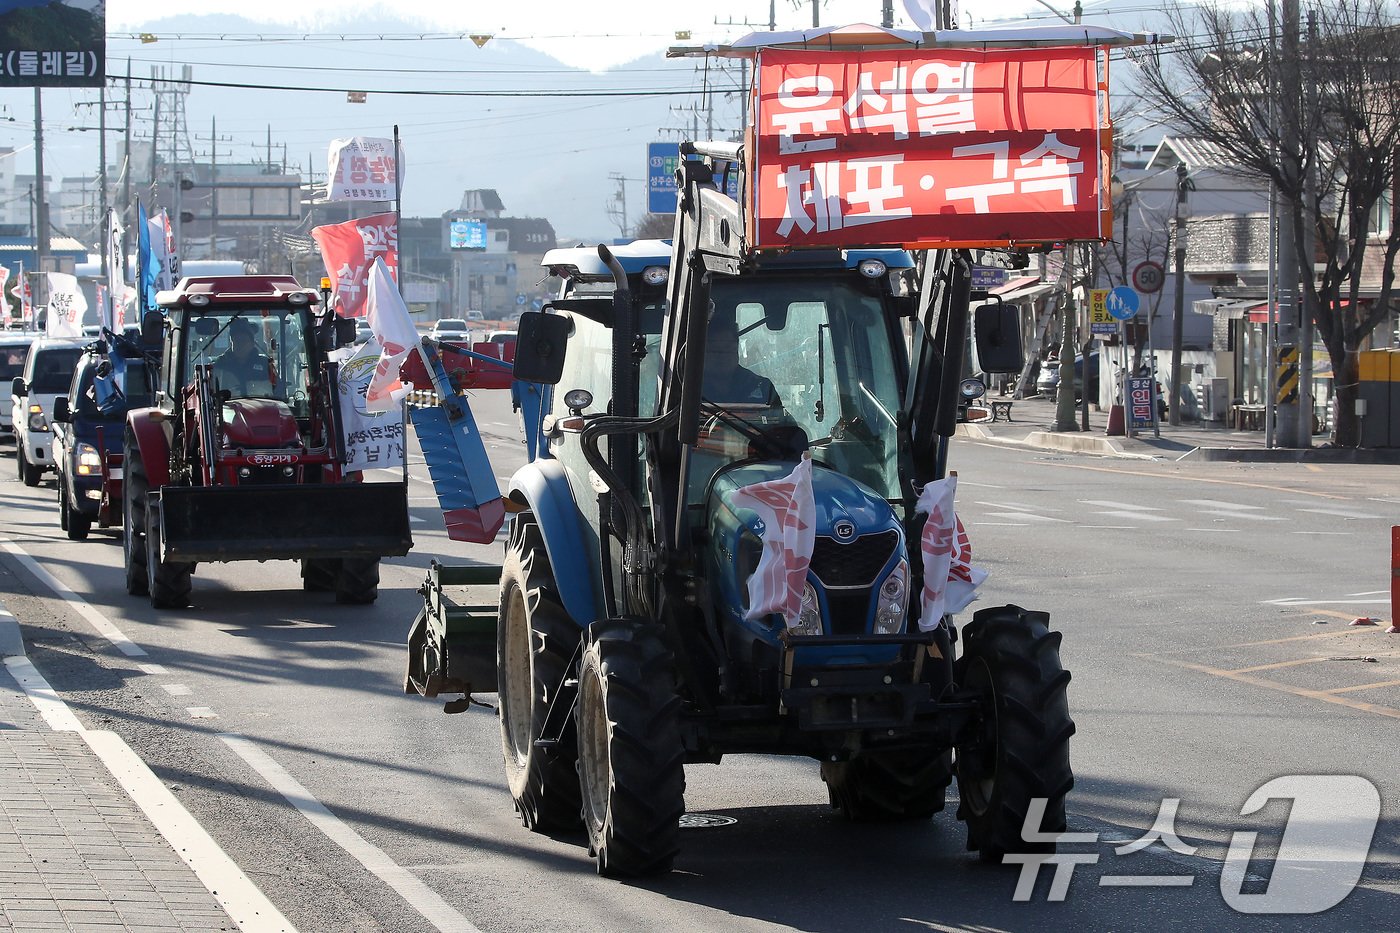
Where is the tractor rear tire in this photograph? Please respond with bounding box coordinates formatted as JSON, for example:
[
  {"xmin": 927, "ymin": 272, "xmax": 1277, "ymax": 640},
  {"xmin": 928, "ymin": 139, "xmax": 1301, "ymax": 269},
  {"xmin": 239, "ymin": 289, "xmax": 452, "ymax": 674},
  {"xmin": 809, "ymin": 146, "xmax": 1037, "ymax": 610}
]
[
  {"xmin": 576, "ymin": 618, "xmax": 686, "ymax": 877},
  {"xmin": 497, "ymin": 518, "xmax": 582, "ymax": 833},
  {"xmin": 954, "ymin": 605, "xmax": 1074, "ymax": 863},
  {"xmin": 822, "ymin": 747, "xmax": 951, "ymax": 821},
  {"xmin": 122, "ymin": 432, "xmax": 149, "ymax": 597},
  {"xmin": 334, "ymin": 557, "xmax": 380, "ymax": 604},
  {"xmin": 301, "ymin": 558, "xmax": 339, "ymax": 593}
]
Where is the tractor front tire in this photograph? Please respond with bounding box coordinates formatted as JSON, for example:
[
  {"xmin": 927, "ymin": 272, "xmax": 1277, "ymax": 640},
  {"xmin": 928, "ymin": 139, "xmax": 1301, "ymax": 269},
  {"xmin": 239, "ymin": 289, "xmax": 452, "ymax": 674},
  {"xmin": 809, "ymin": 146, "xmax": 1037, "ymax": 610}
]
[
  {"xmin": 301, "ymin": 558, "xmax": 339, "ymax": 593},
  {"xmin": 576, "ymin": 618, "xmax": 686, "ymax": 877},
  {"xmin": 822, "ymin": 747, "xmax": 951, "ymax": 821},
  {"xmin": 954, "ymin": 605, "xmax": 1074, "ymax": 863},
  {"xmin": 122, "ymin": 431, "xmax": 149, "ymax": 597},
  {"xmin": 126, "ymin": 444, "xmax": 192, "ymax": 610},
  {"xmin": 334, "ymin": 557, "xmax": 380, "ymax": 604},
  {"xmin": 497, "ymin": 518, "xmax": 582, "ymax": 833}
]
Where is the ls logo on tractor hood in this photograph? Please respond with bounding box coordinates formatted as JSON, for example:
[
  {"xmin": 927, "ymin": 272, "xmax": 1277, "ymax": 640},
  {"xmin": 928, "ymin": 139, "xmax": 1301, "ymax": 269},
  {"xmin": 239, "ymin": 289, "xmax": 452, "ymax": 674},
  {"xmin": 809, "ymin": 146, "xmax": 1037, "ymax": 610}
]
[{"xmin": 832, "ymin": 520, "xmax": 857, "ymax": 542}]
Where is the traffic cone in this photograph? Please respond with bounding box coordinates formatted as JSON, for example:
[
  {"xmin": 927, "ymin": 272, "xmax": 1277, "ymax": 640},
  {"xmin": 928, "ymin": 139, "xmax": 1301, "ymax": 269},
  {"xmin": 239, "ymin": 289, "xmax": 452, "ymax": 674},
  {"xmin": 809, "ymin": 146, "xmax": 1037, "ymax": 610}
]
[{"xmin": 1106, "ymin": 404, "xmax": 1125, "ymax": 436}]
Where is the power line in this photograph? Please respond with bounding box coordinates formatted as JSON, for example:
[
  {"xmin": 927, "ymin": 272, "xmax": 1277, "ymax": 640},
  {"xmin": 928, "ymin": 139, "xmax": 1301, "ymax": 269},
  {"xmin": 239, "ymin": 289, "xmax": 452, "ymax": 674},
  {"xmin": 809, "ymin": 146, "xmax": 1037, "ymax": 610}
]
[{"xmin": 132, "ymin": 73, "xmax": 702, "ymax": 98}]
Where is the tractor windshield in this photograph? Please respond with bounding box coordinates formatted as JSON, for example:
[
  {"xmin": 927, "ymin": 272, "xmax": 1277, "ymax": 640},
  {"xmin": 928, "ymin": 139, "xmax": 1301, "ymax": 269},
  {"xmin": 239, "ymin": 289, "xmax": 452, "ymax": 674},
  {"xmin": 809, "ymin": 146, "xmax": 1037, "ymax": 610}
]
[
  {"xmin": 184, "ymin": 307, "xmax": 313, "ymax": 416},
  {"xmin": 697, "ymin": 275, "xmax": 903, "ymax": 501}
]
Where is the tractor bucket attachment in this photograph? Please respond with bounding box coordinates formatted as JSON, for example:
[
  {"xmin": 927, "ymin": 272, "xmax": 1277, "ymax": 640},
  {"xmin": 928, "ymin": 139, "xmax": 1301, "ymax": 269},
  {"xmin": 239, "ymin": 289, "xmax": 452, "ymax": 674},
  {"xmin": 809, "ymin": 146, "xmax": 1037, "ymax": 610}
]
[{"xmin": 157, "ymin": 482, "xmax": 413, "ymax": 563}]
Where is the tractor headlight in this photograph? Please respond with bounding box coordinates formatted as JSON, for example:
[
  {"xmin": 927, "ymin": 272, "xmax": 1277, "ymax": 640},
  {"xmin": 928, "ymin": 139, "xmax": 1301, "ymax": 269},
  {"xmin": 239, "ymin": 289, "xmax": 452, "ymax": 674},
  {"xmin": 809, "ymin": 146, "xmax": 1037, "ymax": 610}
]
[
  {"xmin": 873, "ymin": 559, "xmax": 910, "ymax": 635},
  {"xmin": 641, "ymin": 265, "xmax": 669, "ymax": 286},
  {"xmin": 857, "ymin": 259, "xmax": 887, "ymax": 279},
  {"xmin": 27, "ymin": 405, "xmax": 47, "ymax": 432},
  {"xmin": 959, "ymin": 377, "xmax": 987, "ymax": 401},
  {"xmin": 75, "ymin": 442, "xmax": 102, "ymax": 475},
  {"xmin": 788, "ymin": 582, "xmax": 824, "ymax": 636}
]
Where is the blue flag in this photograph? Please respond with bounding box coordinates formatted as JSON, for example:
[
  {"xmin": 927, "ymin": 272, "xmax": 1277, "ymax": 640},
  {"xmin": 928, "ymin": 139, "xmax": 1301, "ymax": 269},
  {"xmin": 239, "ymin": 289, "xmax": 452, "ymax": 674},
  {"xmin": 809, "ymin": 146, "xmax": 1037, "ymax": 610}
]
[{"xmin": 137, "ymin": 200, "xmax": 159, "ymax": 314}]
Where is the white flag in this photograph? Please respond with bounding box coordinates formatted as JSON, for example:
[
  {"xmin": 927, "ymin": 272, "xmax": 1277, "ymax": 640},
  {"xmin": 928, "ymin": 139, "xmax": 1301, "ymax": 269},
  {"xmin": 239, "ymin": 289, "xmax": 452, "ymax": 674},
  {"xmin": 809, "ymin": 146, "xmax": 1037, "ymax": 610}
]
[
  {"xmin": 105, "ymin": 209, "xmax": 124, "ymax": 333},
  {"xmin": 45, "ymin": 272, "xmax": 86, "ymax": 338},
  {"xmin": 730, "ymin": 455, "xmax": 816, "ymax": 626},
  {"xmin": 903, "ymin": 0, "xmax": 941, "ymax": 31},
  {"xmin": 335, "ymin": 339, "xmax": 406, "ymax": 470},
  {"xmin": 915, "ymin": 475, "xmax": 987, "ymax": 631},
  {"xmin": 363, "ymin": 257, "xmax": 418, "ymax": 413},
  {"xmin": 148, "ymin": 210, "xmax": 174, "ymax": 290},
  {"xmin": 327, "ymin": 136, "xmax": 403, "ymax": 202}
]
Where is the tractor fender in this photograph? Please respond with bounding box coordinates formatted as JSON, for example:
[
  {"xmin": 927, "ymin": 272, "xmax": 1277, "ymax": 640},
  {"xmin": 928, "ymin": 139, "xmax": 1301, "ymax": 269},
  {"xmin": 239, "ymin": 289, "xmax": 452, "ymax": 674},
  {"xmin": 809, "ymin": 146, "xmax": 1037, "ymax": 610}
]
[
  {"xmin": 123, "ymin": 408, "xmax": 173, "ymax": 490},
  {"xmin": 508, "ymin": 458, "xmax": 599, "ymax": 629}
]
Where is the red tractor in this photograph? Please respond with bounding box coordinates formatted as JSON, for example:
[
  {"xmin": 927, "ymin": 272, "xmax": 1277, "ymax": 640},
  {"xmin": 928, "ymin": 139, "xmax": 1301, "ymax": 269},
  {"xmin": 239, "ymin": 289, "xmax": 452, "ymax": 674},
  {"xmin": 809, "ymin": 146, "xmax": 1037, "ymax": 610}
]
[{"xmin": 121, "ymin": 275, "xmax": 412, "ymax": 608}]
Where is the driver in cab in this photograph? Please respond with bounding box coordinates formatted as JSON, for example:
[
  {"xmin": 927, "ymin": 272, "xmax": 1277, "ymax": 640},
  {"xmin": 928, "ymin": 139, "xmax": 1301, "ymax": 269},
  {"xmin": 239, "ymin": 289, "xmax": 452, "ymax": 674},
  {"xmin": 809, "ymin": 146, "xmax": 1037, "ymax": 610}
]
[
  {"xmin": 702, "ymin": 314, "xmax": 779, "ymax": 407},
  {"xmin": 214, "ymin": 318, "xmax": 271, "ymax": 396}
]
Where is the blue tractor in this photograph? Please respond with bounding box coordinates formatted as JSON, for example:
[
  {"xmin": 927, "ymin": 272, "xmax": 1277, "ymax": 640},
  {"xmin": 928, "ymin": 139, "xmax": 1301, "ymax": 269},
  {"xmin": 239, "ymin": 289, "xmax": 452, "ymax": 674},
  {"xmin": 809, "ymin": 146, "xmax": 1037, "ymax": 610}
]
[{"xmin": 405, "ymin": 141, "xmax": 1073, "ymax": 877}]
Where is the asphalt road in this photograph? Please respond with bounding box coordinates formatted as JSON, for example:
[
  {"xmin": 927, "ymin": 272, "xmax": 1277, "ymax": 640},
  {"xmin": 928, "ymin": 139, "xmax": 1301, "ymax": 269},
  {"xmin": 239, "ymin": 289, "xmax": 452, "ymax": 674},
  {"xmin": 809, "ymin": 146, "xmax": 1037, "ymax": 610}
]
[{"xmin": 1, "ymin": 397, "xmax": 1397, "ymax": 932}]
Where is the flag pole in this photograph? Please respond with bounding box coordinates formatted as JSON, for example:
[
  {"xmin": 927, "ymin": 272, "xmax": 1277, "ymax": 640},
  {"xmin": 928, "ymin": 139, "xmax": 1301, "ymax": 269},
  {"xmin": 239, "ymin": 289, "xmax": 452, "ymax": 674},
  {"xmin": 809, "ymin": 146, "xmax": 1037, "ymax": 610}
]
[{"xmin": 393, "ymin": 125, "xmax": 402, "ymax": 299}]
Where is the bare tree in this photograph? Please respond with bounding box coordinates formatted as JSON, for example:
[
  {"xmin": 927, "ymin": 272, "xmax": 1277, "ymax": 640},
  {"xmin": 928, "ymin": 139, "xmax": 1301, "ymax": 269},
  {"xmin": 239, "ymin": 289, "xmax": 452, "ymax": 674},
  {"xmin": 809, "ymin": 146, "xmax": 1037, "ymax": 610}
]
[
  {"xmin": 1133, "ymin": 0, "xmax": 1400, "ymax": 446},
  {"xmin": 632, "ymin": 212, "xmax": 674, "ymax": 240}
]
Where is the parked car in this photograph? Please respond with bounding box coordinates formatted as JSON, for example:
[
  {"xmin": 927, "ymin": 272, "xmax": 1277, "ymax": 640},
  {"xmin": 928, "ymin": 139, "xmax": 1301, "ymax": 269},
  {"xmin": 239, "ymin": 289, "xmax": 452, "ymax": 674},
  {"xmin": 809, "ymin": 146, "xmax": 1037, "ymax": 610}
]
[
  {"xmin": 1036, "ymin": 350, "xmax": 1100, "ymax": 400},
  {"xmin": 10, "ymin": 338, "xmax": 85, "ymax": 485},
  {"xmin": 465, "ymin": 310, "xmax": 485, "ymax": 323},
  {"xmin": 50, "ymin": 344, "xmax": 155, "ymax": 539},
  {"xmin": 428, "ymin": 318, "xmax": 472, "ymax": 342},
  {"xmin": 0, "ymin": 332, "xmax": 37, "ymax": 447}
]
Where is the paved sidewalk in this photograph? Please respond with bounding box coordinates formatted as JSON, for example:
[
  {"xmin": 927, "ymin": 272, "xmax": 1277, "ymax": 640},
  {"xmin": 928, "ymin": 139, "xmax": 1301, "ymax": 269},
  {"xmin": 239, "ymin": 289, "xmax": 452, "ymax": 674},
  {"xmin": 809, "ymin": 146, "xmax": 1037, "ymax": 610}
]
[
  {"xmin": 0, "ymin": 604, "xmax": 240, "ymax": 932},
  {"xmin": 966, "ymin": 393, "xmax": 1400, "ymax": 463}
]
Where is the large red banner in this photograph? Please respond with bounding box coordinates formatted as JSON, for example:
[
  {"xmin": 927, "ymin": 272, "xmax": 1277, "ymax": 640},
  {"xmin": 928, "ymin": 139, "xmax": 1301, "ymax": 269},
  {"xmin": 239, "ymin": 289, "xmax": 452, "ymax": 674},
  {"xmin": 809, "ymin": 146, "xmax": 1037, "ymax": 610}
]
[
  {"xmin": 753, "ymin": 47, "xmax": 1109, "ymax": 249},
  {"xmin": 311, "ymin": 212, "xmax": 399, "ymax": 318}
]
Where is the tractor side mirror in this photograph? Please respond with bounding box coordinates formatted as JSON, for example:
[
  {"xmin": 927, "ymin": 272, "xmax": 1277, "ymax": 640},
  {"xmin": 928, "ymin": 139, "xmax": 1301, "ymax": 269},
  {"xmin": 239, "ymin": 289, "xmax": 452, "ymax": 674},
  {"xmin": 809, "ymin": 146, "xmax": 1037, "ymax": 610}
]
[
  {"xmin": 334, "ymin": 317, "xmax": 357, "ymax": 348},
  {"xmin": 11, "ymin": 376, "xmax": 26, "ymax": 398},
  {"xmin": 51, "ymin": 395, "xmax": 70, "ymax": 424},
  {"xmin": 972, "ymin": 300, "xmax": 1024, "ymax": 375},
  {"xmin": 141, "ymin": 311, "xmax": 164, "ymax": 346},
  {"xmin": 512, "ymin": 311, "xmax": 570, "ymax": 385}
]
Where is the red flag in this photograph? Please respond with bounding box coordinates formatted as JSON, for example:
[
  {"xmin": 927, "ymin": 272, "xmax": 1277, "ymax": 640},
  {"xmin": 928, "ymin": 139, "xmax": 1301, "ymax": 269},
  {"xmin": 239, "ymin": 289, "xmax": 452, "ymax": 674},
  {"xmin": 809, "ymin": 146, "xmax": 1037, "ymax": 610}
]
[
  {"xmin": 730, "ymin": 455, "xmax": 816, "ymax": 625},
  {"xmin": 915, "ymin": 475, "xmax": 987, "ymax": 630},
  {"xmin": 311, "ymin": 212, "xmax": 399, "ymax": 318}
]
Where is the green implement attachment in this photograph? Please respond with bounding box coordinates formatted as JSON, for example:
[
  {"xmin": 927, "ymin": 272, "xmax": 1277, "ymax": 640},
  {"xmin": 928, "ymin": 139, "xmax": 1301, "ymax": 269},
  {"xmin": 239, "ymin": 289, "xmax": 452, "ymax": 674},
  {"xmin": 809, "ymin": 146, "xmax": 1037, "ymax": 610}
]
[
  {"xmin": 405, "ymin": 561, "xmax": 502, "ymax": 704},
  {"xmin": 157, "ymin": 482, "xmax": 413, "ymax": 563}
]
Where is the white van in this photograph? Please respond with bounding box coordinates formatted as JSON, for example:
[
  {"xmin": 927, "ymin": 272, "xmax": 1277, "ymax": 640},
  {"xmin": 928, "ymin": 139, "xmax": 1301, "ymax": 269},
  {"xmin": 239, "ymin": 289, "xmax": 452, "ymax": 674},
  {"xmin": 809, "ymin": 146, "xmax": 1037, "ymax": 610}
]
[{"xmin": 10, "ymin": 337, "xmax": 85, "ymax": 486}]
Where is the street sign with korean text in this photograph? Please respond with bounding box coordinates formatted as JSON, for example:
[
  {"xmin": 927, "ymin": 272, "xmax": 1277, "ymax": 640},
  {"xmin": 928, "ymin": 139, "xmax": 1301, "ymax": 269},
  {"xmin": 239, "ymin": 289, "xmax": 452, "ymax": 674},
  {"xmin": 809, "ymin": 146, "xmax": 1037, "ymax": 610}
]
[
  {"xmin": 0, "ymin": 1, "xmax": 104, "ymax": 88},
  {"xmin": 1132, "ymin": 260, "xmax": 1164, "ymax": 294},
  {"xmin": 1107, "ymin": 285, "xmax": 1140, "ymax": 320},
  {"xmin": 648, "ymin": 142, "xmax": 682, "ymax": 214},
  {"xmin": 1128, "ymin": 375, "xmax": 1155, "ymax": 429},
  {"xmin": 971, "ymin": 266, "xmax": 1007, "ymax": 289},
  {"xmin": 1089, "ymin": 288, "xmax": 1115, "ymax": 335},
  {"xmin": 751, "ymin": 45, "xmax": 1110, "ymax": 250}
]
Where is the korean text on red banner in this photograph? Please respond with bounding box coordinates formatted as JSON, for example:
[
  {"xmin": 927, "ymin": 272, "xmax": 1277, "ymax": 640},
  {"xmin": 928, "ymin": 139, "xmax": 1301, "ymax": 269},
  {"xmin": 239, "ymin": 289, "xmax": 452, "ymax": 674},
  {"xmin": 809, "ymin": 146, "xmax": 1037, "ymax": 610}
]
[
  {"xmin": 311, "ymin": 212, "xmax": 399, "ymax": 319},
  {"xmin": 752, "ymin": 46, "xmax": 1109, "ymax": 250}
]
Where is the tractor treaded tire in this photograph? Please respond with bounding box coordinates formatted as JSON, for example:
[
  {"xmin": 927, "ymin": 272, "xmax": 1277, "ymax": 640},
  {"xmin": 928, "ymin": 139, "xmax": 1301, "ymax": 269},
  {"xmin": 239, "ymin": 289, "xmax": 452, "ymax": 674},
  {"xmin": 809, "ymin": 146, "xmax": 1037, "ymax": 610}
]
[
  {"xmin": 301, "ymin": 558, "xmax": 340, "ymax": 593},
  {"xmin": 334, "ymin": 556, "xmax": 379, "ymax": 604},
  {"xmin": 822, "ymin": 747, "xmax": 951, "ymax": 821},
  {"xmin": 497, "ymin": 518, "xmax": 582, "ymax": 833},
  {"xmin": 954, "ymin": 605, "xmax": 1074, "ymax": 863},
  {"xmin": 577, "ymin": 618, "xmax": 686, "ymax": 878},
  {"xmin": 122, "ymin": 430, "xmax": 149, "ymax": 597}
]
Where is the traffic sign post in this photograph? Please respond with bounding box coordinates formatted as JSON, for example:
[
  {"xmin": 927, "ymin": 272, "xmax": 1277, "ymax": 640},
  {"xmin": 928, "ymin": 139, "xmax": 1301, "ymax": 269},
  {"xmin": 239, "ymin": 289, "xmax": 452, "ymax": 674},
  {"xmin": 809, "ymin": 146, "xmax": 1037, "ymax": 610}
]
[
  {"xmin": 1107, "ymin": 285, "xmax": 1140, "ymax": 321},
  {"xmin": 1132, "ymin": 260, "xmax": 1165, "ymax": 295}
]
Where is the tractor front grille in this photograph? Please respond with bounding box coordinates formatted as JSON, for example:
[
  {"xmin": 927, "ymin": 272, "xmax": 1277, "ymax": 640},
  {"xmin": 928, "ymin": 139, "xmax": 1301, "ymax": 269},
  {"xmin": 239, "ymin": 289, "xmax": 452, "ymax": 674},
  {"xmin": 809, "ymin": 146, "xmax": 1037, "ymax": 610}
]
[{"xmin": 810, "ymin": 530, "xmax": 899, "ymax": 589}]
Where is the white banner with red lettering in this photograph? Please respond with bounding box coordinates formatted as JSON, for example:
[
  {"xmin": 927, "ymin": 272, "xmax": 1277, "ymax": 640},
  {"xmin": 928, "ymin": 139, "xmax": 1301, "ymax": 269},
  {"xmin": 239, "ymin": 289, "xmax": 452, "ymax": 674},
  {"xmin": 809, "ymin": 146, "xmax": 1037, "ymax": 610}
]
[
  {"xmin": 311, "ymin": 212, "xmax": 399, "ymax": 319},
  {"xmin": 915, "ymin": 475, "xmax": 987, "ymax": 631},
  {"xmin": 363, "ymin": 257, "xmax": 418, "ymax": 413},
  {"xmin": 753, "ymin": 45, "xmax": 1107, "ymax": 249},
  {"xmin": 45, "ymin": 272, "xmax": 87, "ymax": 338},
  {"xmin": 731, "ymin": 454, "xmax": 816, "ymax": 625},
  {"xmin": 0, "ymin": 266, "xmax": 9, "ymax": 316},
  {"xmin": 327, "ymin": 137, "xmax": 402, "ymax": 202}
]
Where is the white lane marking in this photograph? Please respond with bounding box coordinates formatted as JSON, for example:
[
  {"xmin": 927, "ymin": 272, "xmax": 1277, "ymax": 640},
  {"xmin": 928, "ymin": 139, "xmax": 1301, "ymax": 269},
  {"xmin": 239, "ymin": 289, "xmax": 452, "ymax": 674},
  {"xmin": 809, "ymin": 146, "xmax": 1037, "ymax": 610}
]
[
  {"xmin": 976, "ymin": 500, "xmax": 1065, "ymax": 512},
  {"xmin": 5, "ymin": 656, "xmax": 294, "ymax": 932},
  {"xmin": 140, "ymin": 663, "xmax": 169, "ymax": 675},
  {"xmin": 956, "ymin": 480, "xmax": 1003, "ymax": 488},
  {"xmin": 1197, "ymin": 510, "xmax": 1285, "ymax": 521},
  {"xmin": 1291, "ymin": 531, "xmax": 1354, "ymax": 536},
  {"xmin": 1082, "ymin": 525, "xmax": 1137, "ymax": 530},
  {"xmin": 1185, "ymin": 528, "xmax": 1242, "ymax": 533},
  {"xmin": 968, "ymin": 522, "xmax": 1032, "ymax": 527},
  {"xmin": 5, "ymin": 657, "xmax": 86, "ymax": 731},
  {"xmin": 1080, "ymin": 500, "xmax": 1166, "ymax": 512},
  {"xmin": 1296, "ymin": 507, "xmax": 1382, "ymax": 519},
  {"xmin": 1263, "ymin": 597, "xmax": 1391, "ymax": 605},
  {"xmin": 220, "ymin": 734, "xmax": 483, "ymax": 933},
  {"xmin": 980, "ymin": 512, "xmax": 1072, "ymax": 523},
  {"xmin": 1092, "ymin": 511, "xmax": 1178, "ymax": 523},
  {"xmin": 187, "ymin": 706, "xmax": 219, "ymax": 719},
  {"xmin": 0, "ymin": 538, "xmax": 147, "ymax": 657},
  {"xmin": 1347, "ymin": 590, "xmax": 1389, "ymax": 597},
  {"xmin": 162, "ymin": 683, "xmax": 192, "ymax": 697},
  {"xmin": 1177, "ymin": 499, "xmax": 1264, "ymax": 510}
]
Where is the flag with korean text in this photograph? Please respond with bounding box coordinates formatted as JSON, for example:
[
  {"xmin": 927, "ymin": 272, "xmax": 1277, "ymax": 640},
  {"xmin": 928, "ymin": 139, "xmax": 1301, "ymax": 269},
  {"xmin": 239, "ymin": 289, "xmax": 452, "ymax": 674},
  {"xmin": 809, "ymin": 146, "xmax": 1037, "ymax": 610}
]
[
  {"xmin": 915, "ymin": 475, "xmax": 987, "ymax": 631},
  {"xmin": 45, "ymin": 272, "xmax": 86, "ymax": 338},
  {"xmin": 11, "ymin": 262, "xmax": 30, "ymax": 324},
  {"xmin": 902, "ymin": 0, "xmax": 941, "ymax": 31},
  {"xmin": 363, "ymin": 257, "xmax": 417, "ymax": 413},
  {"xmin": 334, "ymin": 338, "xmax": 406, "ymax": 470},
  {"xmin": 730, "ymin": 455, "xmax": 816, "ymax": 625},
  {"xmin": 311, "ymin": 212, "xmax": 399, "ymax": 318},
  {"xmin": 104, "ymin": 209, "xmax": 123, "ymax": 332},
  {"xmin": 327, "ymin": 137, "xmax": 403, "ymax": 202}
]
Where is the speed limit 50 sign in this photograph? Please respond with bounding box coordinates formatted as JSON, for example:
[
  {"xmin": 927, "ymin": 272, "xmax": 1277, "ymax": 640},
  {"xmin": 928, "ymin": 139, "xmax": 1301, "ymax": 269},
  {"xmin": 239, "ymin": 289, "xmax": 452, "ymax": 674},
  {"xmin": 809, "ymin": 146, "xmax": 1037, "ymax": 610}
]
[{"xmin": 1132, "ymin": 260, "xmax": 1165, "ymax": 294}]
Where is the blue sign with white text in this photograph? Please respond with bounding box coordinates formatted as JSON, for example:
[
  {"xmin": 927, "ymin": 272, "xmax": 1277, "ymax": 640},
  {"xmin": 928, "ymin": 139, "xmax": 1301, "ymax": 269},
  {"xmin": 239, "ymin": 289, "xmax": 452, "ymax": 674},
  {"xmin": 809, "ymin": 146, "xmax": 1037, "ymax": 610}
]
[{"xmin": 647, "ymin": 141, "xmax": 739, "ymax": 215}]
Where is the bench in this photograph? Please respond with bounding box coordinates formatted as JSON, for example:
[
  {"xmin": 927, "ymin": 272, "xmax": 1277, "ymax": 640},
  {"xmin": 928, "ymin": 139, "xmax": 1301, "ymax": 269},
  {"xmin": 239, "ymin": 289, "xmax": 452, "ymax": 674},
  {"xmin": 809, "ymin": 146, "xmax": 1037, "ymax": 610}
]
[
  {"xmin": 990, "ymin": 400, "xmax": 1014, "ymax": 422},
  {"xmin": 1231, "ymin": 404, "xmax": 1265, "ymax": 431}
]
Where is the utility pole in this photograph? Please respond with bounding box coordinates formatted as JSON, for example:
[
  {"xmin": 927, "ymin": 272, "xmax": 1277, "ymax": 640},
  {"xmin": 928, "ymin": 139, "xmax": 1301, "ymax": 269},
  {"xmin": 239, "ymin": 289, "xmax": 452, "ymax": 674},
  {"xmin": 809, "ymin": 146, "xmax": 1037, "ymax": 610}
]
[
  {"xmin": 1169, "ymin": 161, "xmax": 1188, "ymax": 426},
  {"xmin": 1274, "ymin": 0, "xmax": 1303, "ymax": 447},
  {"xmin": 1299, "ymin": 7, "xmax": 1318, "ymax": 445},
  {"xmin": 881, "ymin": 0, "xmax": 893, "ymax": 28},
  {"xmin": 123, "ymin": 61, "xmax": 132, "ymax": 228},
  {"xmin": 1054, "ymin": 247, "xmax": 1078, "ymax": 431},
  {"xmin": 98, "ymin": 78, "xmax": 108, "ymax": 288},
  {"xmin": 32, "ymin": 89, "xmax": 48, "ymax": 284}
]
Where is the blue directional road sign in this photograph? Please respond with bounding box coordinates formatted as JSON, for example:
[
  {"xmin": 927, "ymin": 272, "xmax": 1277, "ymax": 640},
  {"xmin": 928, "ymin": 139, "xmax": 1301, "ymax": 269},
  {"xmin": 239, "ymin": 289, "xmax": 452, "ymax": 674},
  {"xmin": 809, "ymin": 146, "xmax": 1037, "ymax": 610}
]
[{"xmin": 1107, "ymin": 285, "xmax": 1140, "ymax": 321}]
